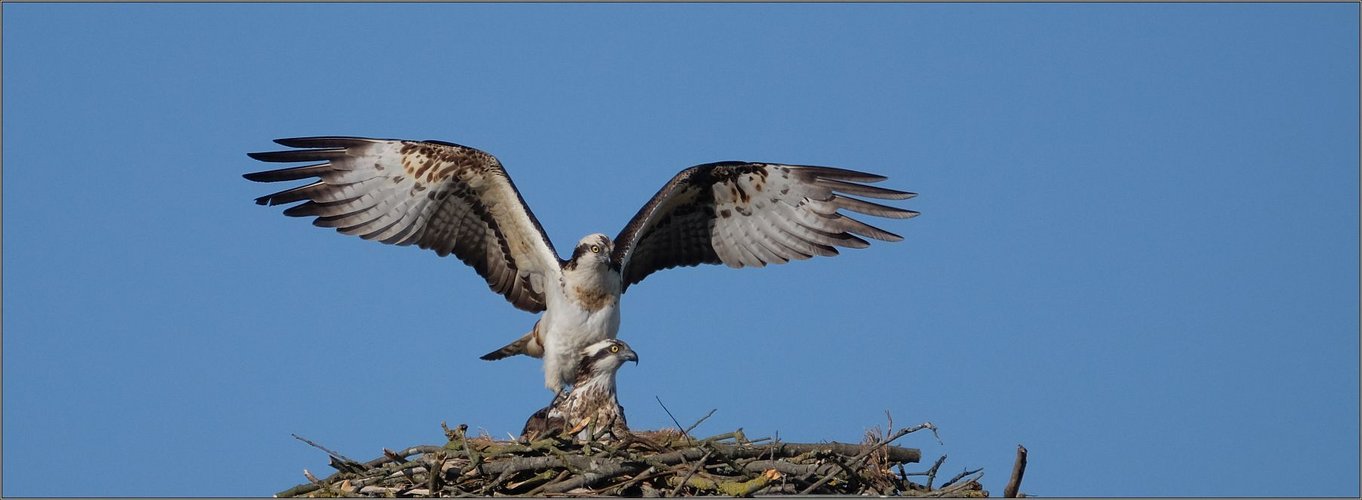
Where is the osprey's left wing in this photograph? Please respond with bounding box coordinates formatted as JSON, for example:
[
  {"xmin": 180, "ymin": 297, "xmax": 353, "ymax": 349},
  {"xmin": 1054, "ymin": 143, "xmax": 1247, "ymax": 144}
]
[
  {"xmin": 245, "ymin": 137, "xmax": 562, "ymax": 313},
  {"xmin": 612, "ymin": 162, "xmax": 917, "ymax": 292}
]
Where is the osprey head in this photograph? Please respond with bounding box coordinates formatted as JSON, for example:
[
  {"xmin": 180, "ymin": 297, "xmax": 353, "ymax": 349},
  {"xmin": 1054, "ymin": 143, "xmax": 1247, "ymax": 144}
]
[
  {"xmin": 567, "ymin": 233, "xmax": 617, "ymax": 271},
  {"xmin": 580, "ymin": 339, "xmax": 639, "ymax": 374}
]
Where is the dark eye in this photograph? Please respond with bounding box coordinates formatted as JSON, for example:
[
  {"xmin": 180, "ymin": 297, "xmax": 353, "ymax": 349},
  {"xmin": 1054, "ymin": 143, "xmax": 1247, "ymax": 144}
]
[
  {"xmin": 609, "ymin": 345, "xmax": 620, "ymax": 353},
  {"xmin": 590, "ymin": 245, "xmax": 601, "ymax": 253}
]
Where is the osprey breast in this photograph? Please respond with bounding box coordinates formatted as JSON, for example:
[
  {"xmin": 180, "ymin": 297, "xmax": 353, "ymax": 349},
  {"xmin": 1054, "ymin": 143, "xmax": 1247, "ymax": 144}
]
[{"xmin": 571, "ymin": 284, "xmax": 618, "ymax": 312}]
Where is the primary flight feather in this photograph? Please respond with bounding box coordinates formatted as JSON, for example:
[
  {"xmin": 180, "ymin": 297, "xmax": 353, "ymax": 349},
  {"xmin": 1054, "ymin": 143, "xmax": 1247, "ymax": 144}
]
[{"xmin": 245, "ymin": 136, "xmax": 917, "ymax": 394}]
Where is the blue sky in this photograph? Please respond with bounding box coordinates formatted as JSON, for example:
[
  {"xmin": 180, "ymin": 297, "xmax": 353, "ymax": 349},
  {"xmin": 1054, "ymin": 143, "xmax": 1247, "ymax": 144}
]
[{"xmin": 2, "ymin": 3, "xmax": 1357, "ymax": 497}]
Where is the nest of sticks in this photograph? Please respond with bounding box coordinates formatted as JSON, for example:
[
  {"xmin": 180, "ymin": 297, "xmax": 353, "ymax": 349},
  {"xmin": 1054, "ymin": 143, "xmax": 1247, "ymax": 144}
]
[{"xmin": 276, "ymin": 418, "xmax": 993, "ymax": 497}]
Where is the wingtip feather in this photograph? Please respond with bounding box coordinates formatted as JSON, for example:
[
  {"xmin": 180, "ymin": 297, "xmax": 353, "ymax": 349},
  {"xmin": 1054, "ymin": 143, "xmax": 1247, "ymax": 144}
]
[
  {"xmin": 791, "ymin": 165, "xmax": 890, "ymax": 183},
  {"xmin": 273, "ymin": 136, "xmax": 378, "ymax": 148}
]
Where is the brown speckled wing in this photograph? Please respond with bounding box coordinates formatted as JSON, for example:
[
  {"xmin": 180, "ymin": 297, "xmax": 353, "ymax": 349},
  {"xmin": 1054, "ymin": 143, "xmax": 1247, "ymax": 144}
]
[
  {"xmin": 612, "ymin": 162, "xmax": 918, "ymax": 292},
  {"xmin": 246, "ymin": 137, "xmax": 561, "ymax": 313}
]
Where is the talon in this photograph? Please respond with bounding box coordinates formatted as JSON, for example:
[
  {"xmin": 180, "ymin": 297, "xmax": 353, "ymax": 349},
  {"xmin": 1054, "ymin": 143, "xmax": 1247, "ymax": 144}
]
[{"xmin": 567, "ymin": 416, "xmax": 592, "ymax": 436}]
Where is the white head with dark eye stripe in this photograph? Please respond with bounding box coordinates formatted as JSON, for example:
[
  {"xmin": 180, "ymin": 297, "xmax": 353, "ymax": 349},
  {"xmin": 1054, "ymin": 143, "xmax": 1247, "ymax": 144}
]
[
  {"xmin": 566, "ymin": 233, "xmax": 616, "ymax": 271},
  {"xmin": 573, "ymin": 339, "xmax": 638, "ymax": 388}
]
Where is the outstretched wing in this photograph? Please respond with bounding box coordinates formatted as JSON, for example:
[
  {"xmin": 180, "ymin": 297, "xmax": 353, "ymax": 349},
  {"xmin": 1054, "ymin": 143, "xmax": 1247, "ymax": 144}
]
[
  {"xmin": 612, "ymin": 162, "xmax": 916, "ymax": 291},
  {"xmin": 245, "ymin": 137, "xmax": 562, "ymax": 312}
]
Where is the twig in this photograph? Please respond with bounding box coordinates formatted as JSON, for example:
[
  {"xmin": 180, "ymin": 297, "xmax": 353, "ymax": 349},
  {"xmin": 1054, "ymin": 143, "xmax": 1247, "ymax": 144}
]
[
  {"xmin": 542, "ymin": 460, "xmax": 645, "ymax": 494},
  {"xmin": 426, "ymin": 451, "xmax": 444, "ymax": 495},
  {"xmin": 921, "ymin": 454, "xmax": 948, "ymax": 489},
  {"xmin": 683, "ymin": 408, "xmax": 718, "ymax": 437},
  {"xmin": 939, "ymin": 467, "xmax": 983, "ymax": 489},
  {"xmin": 291, "ymin": 434, "xmax": 364, "ymax": 471},
  {"xmin": 828, "ymin": 454, "xmax": 866, "ymax": 492},
  {"xmin": 655, "ymin": 396, "xmax": 690, "ymax": 442},
  {"xmin": 700, "ymin": 439, "xmax": 758, "ymax": 481},
  {"xmin": 933, "ymin": 470, "xmax": 985, "ymax": 497},
  {"xmin": 382, "ymin": 448, "xmax": 408, "ymax": 464},
  {"xmin": 456, "ymin": 424, "xmax": 482, "ymax": 477},
  {"xmin": 603, "ymin": 465, "xmax": 656, "ymax": 494},
  {"xmin": 273, "ymin": 481, "xmax": 320, "ymax": 498},
  {"xmin": 524, "ymin": 470, "xmax": 570, "ymax": 496},
  {"xmin": 669, "ymin": 449, "xmax": 713, "ymax": 496},
  {"xmin": 698, "ymin": 429, "xmax": 744, "ymax": 443},
  {"xmin": 358, "ymin": 485, "xmax": 400, "ymax": 495},
  {"xmin": 1004, "ymin": 444, "xmax": 1028, "ymax": 498}
]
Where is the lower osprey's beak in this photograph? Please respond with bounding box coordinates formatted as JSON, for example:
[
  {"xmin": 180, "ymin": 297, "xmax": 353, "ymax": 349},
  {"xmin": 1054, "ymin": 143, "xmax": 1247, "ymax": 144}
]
[{"xmin": 624, "ymin": 350, "xmax": 639, "ymax": 365}]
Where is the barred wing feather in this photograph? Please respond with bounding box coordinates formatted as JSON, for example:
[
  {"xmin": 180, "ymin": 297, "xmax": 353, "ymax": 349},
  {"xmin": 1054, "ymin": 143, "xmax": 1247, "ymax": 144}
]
[
  {"xmin": 612, "ymin": 162, "xmax": 917, "ymax": 291},
  {"xmin": 245, "ymin": 137, "xmax": 562, "ymax": 313}
]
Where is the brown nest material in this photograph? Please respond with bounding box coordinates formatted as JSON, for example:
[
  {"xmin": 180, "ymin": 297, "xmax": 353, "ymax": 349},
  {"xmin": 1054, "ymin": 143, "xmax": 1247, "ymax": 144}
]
[{"xmin": 275, "ymin": 421, "xmax": 990, "ymax": 497}]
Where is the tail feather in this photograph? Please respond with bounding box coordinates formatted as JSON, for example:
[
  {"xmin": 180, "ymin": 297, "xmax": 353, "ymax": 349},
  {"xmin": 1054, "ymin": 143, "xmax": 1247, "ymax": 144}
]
[
  {"xmin": 481, "ymin": 335, "xmax": 530, "ymax": 360},
  {"xmin": 480, "ymin": 321, "xmax": 544, "ymax": 361}
]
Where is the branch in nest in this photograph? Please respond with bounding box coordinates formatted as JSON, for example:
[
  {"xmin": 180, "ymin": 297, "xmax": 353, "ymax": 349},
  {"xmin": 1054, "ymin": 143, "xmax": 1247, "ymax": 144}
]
[{"xmin": 1004, "ymin": 444, "xmax": 1028, "ymax": 498}]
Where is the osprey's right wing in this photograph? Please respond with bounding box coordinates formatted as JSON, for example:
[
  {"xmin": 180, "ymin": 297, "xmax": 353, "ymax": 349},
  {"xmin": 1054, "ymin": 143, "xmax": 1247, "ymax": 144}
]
[{"xmin": 246, "ymin": 136, "xmax": 562, "ymax": 313}]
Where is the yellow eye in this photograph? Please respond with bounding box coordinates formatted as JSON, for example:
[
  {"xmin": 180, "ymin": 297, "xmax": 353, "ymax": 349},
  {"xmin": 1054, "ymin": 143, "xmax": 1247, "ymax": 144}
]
[
  {"xmin": 609, "ymin": 345, "xmax": 620, "ymax": 353},
  {"xmin": 590, "ymin": 245, "xmax": 601, "ymax": 253}
]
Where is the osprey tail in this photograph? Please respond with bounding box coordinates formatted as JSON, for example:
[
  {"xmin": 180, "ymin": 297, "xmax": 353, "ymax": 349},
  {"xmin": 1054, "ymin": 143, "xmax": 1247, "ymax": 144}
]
[{"xmin": 480, "ymin": 320, "xmax": 545, "ymax": 360}]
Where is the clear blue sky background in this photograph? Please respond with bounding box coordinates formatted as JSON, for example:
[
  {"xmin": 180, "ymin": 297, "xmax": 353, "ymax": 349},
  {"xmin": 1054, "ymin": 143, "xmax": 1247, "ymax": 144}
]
[{"xmin": 3, "ymin": 3, "xmax": 1357, "ymax": 497}]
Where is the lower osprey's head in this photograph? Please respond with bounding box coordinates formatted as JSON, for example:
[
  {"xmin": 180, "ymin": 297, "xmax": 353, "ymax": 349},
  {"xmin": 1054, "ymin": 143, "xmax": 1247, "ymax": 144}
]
[
  {"xmin": 577, "ymin": 339, "xmax": 639, "ymax": 380},
  {"xmin": 566, "ymin": 233, "xmax": 617, "ymax": 272}
]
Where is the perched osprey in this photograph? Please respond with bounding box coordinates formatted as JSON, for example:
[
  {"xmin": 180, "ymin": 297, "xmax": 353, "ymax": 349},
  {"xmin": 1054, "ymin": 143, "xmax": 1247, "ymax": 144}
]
[
  {"xmin": 245, "ymin": 136, "xmax": 916, "ymax": 394},
  {"xmin": 520, "ymin": 339, "xmax": 638, "ymax": 442}
]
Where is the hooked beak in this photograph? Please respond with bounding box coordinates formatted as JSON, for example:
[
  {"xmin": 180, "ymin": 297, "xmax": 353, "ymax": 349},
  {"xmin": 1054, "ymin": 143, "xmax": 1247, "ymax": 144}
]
[{"xmin": 623, "ymin": 349, "xmax": 639, "ymax": 365}]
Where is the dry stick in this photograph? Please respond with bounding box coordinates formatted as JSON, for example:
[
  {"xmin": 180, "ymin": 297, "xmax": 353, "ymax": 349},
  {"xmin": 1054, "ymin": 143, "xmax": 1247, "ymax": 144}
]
[
  {"xmin": 698, "ymin": 429, "xmax": 746, "ymax": 445},
  {"xmin": 524, "ymin": 470, "xmax": 571, "ymax": 496},
  {"xmin": 684, "ymin": 409, "xmax": 719, "ymax": 438},
  {"xmin": 797, "ymin": 422, "xmax": 935, "ymax": 495},
  {"xmin": 274, "ymin": 481, "xmax": 319, "ymax": 498},
  {"xmin": 291, "ymin": 434, "xmax": 363, "ymax": 471},
  {"xmin": 655, "ymin": 396, "xmax": 690, "ymax": 442},
  {"xmin": 358, "ymin": 485, "xmax": 400, "ymax": 495},
  {"xmin": 935, "ymin": 471, "xmax": 985, "ymax": 496},
  {"xmin": 543, "ymin": 460, "xmax": 646, "ymax": 494},
  {"xmin": 1004, "ymin": 444, "xmax": 1028, "ymax": 498},
  {"xmin": 738, "ymin": 459, "xmax": 839, "ymax": 477},
  {"xmin": 939, "ymin": 467, "xmax": 983, "ymax": 489},
  {"xmin": 604, "ymin": 465, "xmax": 660, "ymax": 495},
  {"xmin": 695, "ymin": 438, "xmax": 756, "ymax": 481},
  {"xmin": 456, "ymin": 425, "xmax": 483, "ymax": 478},
  {"xmin": 772, "ymin": 440, "xmax": 924, "ymax": 463},
  {"xmin": 645, "ymin": 439, "xmax": 922, "ymax": 467},
  {"xmin": 427, "ymin": 451, "xmax": 446, "ymax": 495},
  {"xmin": 382, "ymin": 448, "xmax": 409, "ymax": 464},
  {"xmin": 923, "ymin": 454, "xmax": 948, "ymax": 489},
  {"xmin": 479, "ymin": 465, "xmax": 516, "ymax": 495},
  {"xmin": 669, "ymin": 449, "xmax": 714, "ymax": 496},
  {"xmin": 827, "ymin": 453, "xmax": 867, "ymax": 494}
]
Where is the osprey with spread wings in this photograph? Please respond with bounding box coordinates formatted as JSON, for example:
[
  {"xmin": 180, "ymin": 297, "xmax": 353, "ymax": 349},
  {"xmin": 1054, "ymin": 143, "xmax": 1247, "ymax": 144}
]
[{"xmin": 246, "ymin": 137, "xmax": 916, "ymax": 394}]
